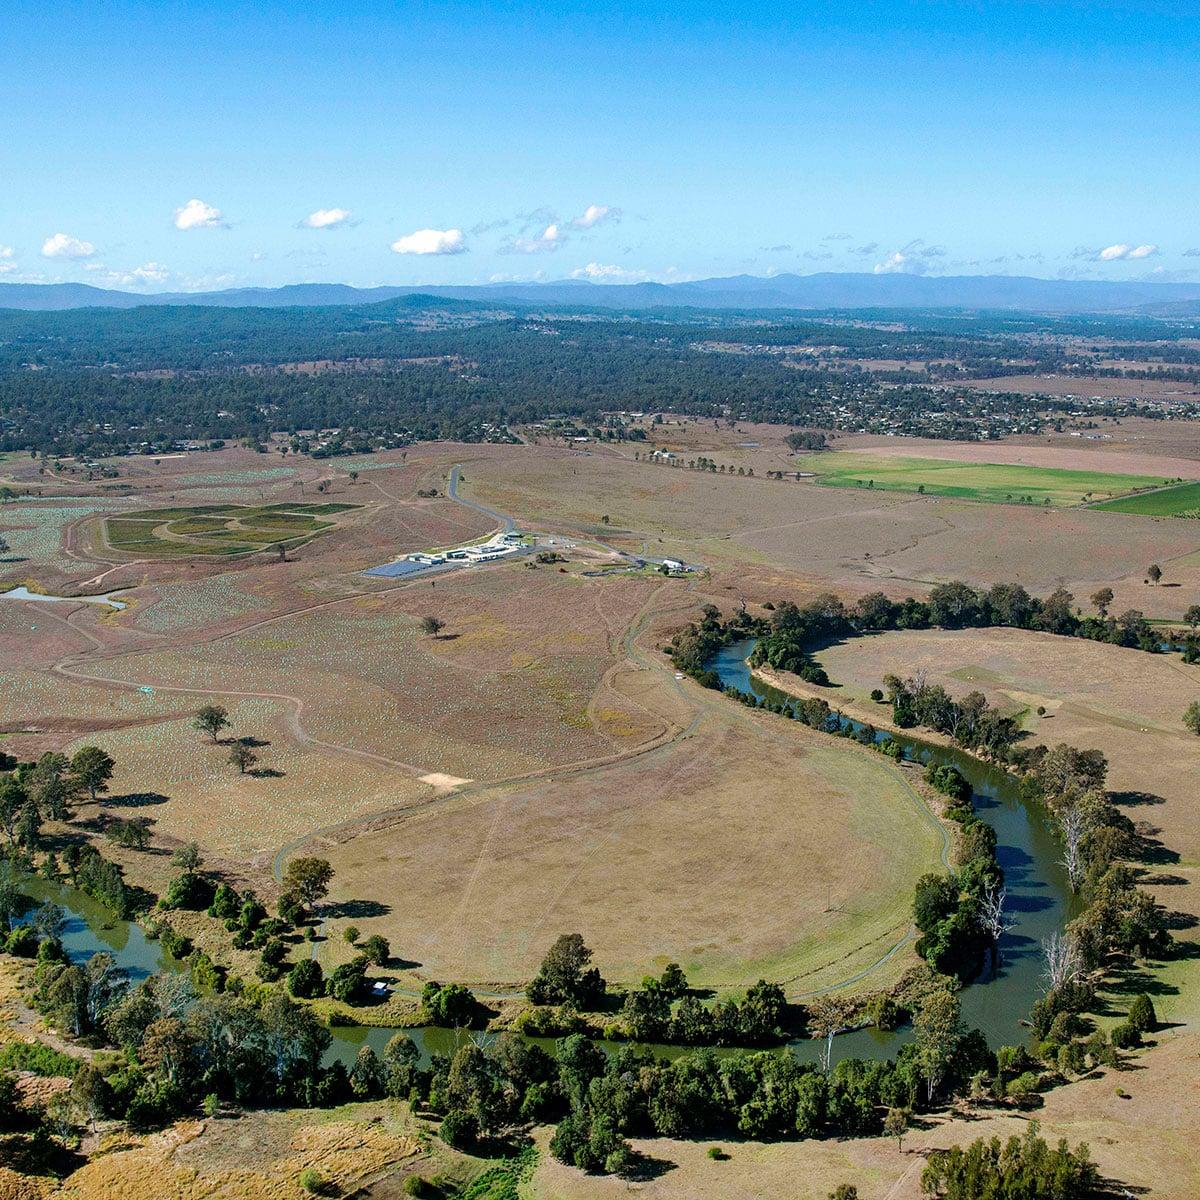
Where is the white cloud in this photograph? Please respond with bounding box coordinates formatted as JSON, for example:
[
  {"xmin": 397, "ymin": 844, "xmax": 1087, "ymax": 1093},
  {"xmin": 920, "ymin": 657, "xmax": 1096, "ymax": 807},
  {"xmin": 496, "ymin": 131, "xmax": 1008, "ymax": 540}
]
[
  {"xmin": 873, "ymin": 250, "xmax": 907, "ymax": 274},
  {"xmin": 173, "ymin": 198, "xmax": 225, "ymax": 231},
  {"xmin": 41, "ymin": 232, "xmax": 96, "ymax": 259},
  {"xmin": 1093, "ymin": 243, "xmax": 1159, "ymax": 261},
  {"xmin": 0, "ymin": 245, "xmax": 12, "ymax": 259},
  {"xmin": 507, "ymin": 223, "xmax": 562, "ymax": 254},
  {"xmin": 571, "ymin": 203, "xmax": 619, "ymax": 229},
  {"xmin": 130, "ymin": 262, "xmax": 170, "ymax": 284},
  {"xmin": 872, "ymin": 239, "xmax": 946, "ymax": 275},
  {"xmin": 0, "ymin": 246, "xmax": 13, "ymax": 274},
  {"xmin": 390, "ymin": 228, "xmax": 467, "ymax": 255},
  {"xmin": 489, "ymin": 270, "xmax": 547, "ymax": 283},
  {"xmin": 76, "ymin": 261, "xmax": 172, "ymax": 287},
  {"xmin": 301, "ymin": 207, "xmax": 353, "ymax": 229},
  {"xmin": 569, "ymin": 262, "xmax": 649, "ymax": 282},
  {"xmin": 0, "ymin": 263, "xmax": 15, "ymax": 276}
]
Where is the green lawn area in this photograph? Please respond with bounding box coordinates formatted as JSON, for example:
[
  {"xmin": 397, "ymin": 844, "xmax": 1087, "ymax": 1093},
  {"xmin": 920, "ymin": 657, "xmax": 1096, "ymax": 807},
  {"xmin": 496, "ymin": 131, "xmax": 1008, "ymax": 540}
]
[
  {"xmin": 104, "ymin": 502, "xmax": 358, "ymax": 558},
  {"xmin": 793, "ymin": 451, "xmax": 1172, "ymax": 506},
  {"xmin": 1092, "ymin": 480, "xmax": 1200, "ymax": 517}
]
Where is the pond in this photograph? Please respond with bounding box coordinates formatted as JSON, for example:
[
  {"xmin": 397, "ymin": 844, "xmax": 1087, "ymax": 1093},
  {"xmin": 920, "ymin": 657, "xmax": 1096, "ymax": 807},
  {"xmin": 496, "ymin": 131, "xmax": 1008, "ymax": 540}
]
[
  {"xmin": 1, "ymin": 586, "xmax": 128, "ymax": 610},
  {"xmin": 9, "ymin": 637, "xmax": 1071, "ymax": 1070}
]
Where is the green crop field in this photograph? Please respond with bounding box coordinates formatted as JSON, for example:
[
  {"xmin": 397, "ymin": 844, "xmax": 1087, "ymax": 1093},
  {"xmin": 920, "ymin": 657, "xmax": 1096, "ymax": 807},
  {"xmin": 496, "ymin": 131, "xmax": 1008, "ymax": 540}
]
[
  {"xmin": 793, "ymin": 451, "xmax": 1171, "ymax": 506},
  {"xmin": 1092, "ymin": 481, "xmax": 1200, "ymax": 517},
  {"xmin": 103, "ymin": 502, "xmax": 360, "ymax": 558}
]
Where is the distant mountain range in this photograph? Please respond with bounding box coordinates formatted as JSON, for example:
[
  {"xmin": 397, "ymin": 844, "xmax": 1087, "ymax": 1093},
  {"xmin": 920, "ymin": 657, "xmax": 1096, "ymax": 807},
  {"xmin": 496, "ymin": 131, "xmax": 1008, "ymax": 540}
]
[{"xmin": 4, "ymin": 272, "xmax": 1200, "ymax": 315}]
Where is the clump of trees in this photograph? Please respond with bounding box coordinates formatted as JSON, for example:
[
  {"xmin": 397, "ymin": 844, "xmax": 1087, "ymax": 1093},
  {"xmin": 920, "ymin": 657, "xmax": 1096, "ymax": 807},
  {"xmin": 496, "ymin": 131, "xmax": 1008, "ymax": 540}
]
[
  {"xmin": 922, "ymin": 1124, "xmax": 1098, "ymax": 1199},
  {"xmin": 883, "ymin": 671, "xmax": 1022, "ymax": 762},
  {"xmin": 527, "ymin": 934, "xmax": 607, "ymax": 1009},
  {"xmin": 619, "ymin": 970, "xmax": 791, "ymax": 1047},
  {"xmin": 911, "ymin": 782, "xmax": 1005, "ymax": 982},
  {"xmin": 750, "ymin": 595, "xmax": 852, "ymax": 684}
]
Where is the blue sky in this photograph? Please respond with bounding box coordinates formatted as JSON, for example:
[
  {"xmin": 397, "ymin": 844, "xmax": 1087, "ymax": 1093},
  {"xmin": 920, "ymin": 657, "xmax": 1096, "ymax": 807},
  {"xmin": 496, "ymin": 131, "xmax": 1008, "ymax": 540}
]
[{"xmin": 3, "ymin": 0, "xmax": 1197, "ymax": 291}]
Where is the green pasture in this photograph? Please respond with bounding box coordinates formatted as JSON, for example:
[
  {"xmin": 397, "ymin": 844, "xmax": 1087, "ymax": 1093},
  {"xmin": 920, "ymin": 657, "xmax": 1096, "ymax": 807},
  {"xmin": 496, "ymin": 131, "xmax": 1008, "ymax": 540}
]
[
  {"xmin": 794, "ymin": 451, "xmax": 1172, "ymax": 506},
  {"xmin": 1092, "ymin": 480, "xmax": 1200, "ymax": 518},
  {"xmin": 103, "ymin": 502, "xmax": 359, "ymax": 558}
]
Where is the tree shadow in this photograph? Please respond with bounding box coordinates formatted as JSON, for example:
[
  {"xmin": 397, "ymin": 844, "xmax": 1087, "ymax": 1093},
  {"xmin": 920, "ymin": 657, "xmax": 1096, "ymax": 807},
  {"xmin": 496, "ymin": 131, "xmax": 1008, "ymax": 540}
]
[
  {"xmin": 1111, "ymin": 790, "xmax": 1164, "ymax": 807},
  {"xmin": 235, "ymin": 735, "xmax": 272, "ymax": 749},
  {"xmin": 1163, "ymin": 909, "xmax": 1198, "ymax": 932},
  {"xmin": 105, "ymin": 791, "xmax": 169, "ymax": 808},
  {"xmin": 249, "ymin": 767, "xmax": 284, "ymax": 779},
  {"xmin": 323, "ymin": 899, "xmax": 391, "ymax": 919},
  {"xmin": 620, "ymin": 1150, "xmax": 677, "ymax": 1182},
  {"xmin": 1132, "ymin": 823, "xmax": 1180, "ymax": 865}
]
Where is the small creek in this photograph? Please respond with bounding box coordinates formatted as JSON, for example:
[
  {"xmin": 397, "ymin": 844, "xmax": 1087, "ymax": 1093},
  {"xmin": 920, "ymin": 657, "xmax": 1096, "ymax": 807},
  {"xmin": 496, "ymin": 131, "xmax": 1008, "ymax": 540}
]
[{"xmin": 9, "ymin": 637, "xmax": 1071, "ymax": 1070}]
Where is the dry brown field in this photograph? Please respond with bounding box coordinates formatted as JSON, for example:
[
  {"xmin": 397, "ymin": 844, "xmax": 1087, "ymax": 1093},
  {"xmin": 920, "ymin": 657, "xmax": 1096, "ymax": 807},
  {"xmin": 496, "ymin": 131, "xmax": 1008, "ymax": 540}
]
[
  {"xmin": 463, "ymin": 446, "xmax": 1200, "ymax": 617},
  {"xmin": 957, "ymin": 372, "xmax": 1200, "ymax": 399},
  {"xmin": 316, "ymin": 699, "xmax": 946, "ymax": 991},
  {"xmin": 52, "ymin": 1104, "xmax": 436, "ymax": 1200},
  {"xmin": 835, "ymin": 432, "xmax": 1200, "ymax": 480}
]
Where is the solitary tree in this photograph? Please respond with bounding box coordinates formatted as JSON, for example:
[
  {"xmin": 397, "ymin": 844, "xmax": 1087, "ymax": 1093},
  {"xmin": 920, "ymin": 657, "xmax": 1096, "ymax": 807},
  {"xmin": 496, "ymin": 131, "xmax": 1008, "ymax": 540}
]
[
  {"xmin": 282, "ymin": 856, "xmax": 334, "ymax": 906},
  {"xmin": 1185, "ymin": 605, "xmax": 1200, "ymax": 631},
  {"xmin": 420, "ymin": 615, "xmax": 445, "ymax": 639},
  {"xmin": 884, "ymin": 1106, "xmax": 910, "ymax": 1152},
  {"xmin": 69, "ymin": 746, "xmax": 115, "ymax": 805},
  {"xmin": 1184, "ymin": 700, "xmax": 1200, "ymax": 737},
  {"xmin": 193, "ymin": 705, "xmax": 230, "ymax": 743},
  {"xmin": 1090, "ymin": 586, "xmax": 1114, "ymax": 618},
  {"xmin": 0, "ymin": 536, "xmax": 9, "ymax": 559},
  {"xmin": 1147, "ymin": 563, "xmax": 1163, "ymax": 585},
  {"xmin": 172, "ymin": 842, "xmax": 202, "ymax": 873},
  {"xmin": 360, "ymin": 933, "xmax": 391, "ymax": 965},
  {"xmin": 229, "ymin": 742, "xmax": 258, "ymax": 774}
]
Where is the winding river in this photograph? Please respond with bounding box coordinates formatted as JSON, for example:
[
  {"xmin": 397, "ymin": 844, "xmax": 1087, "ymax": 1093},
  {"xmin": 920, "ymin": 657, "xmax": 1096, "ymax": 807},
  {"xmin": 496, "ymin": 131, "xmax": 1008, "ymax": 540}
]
[{"xmin": 11, "ymin": 637, "xmax": 1072, "ymax": 1070}]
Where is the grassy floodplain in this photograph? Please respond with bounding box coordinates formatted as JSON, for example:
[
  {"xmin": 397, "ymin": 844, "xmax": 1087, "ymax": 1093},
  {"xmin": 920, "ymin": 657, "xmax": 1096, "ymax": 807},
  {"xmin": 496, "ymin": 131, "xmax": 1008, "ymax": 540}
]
[
  {"xmin": 1093, "ymin": 480, "xmax": 1200, "ymax": 517},
  {"xmin": 793, "ymin": 450, "xmax": 1171, "ymax": 506}
]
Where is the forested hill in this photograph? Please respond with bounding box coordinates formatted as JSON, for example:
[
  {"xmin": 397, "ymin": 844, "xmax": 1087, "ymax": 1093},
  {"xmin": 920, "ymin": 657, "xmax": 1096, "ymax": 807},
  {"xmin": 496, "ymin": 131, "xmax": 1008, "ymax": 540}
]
[
  {"xmin": 7, "ymin": 271, "xmax": 1200, "ymax": 314},
  {"xmin": 1, "ymin": 298, "xmax": 1198, "ymax": 459}
]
